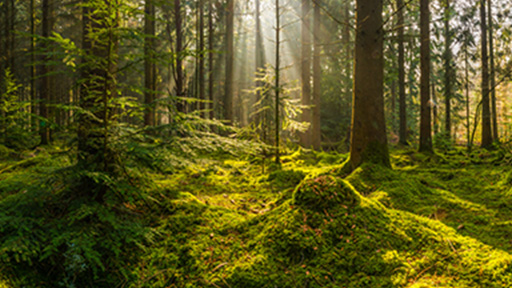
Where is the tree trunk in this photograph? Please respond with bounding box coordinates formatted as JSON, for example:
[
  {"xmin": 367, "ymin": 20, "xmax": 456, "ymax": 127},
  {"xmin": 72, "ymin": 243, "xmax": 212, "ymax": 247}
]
[
  {"xmin": 224, "ymin": 0, "xmax": 235, "ymax": 124},
  {"xmin": 30, "ymin": 0, "xmax": 36, "ymax": 129},
  {"xmin": 419, "ymin": 0, "xmax": 432, "ymax": 153},
  {"xmin": 40, "ymin": 0, "xmax": 52, "ymax": 145},
  {"xmin": 199, "ymin": 0, "xmax": 206, "ymax": 118},
  {"xmin": 488, "ymin": 0, "xmax": 497, "ymax": 141},
  {"xmin": 480, "ymin": 0, "xmax": 492, "ymax": 148},
  {"xmin": 465, "ymin": 41, "xmax": 470, "ymax": 148},
  {"xmin": 443, "ymin": 0, "xmax": 452, "ymax": 140},
  {"xmin": 300, "ymin": 0, "xmax": 311, "ymax": 147},
  {"xmin": 312, "ymin": 0, "xmax": 321, "ymax": 150},
  {"xmin": 275, "ymin": 0, "xmax": 280, "ymax": 163},
  {"xmin": 144, "ymin": 0, "xmax": 155, "ymax": 126},
  {"xmin": 349, "ymin": 0, "xmax": 390, "ymax": 169},
  {"xmin": 208, "ymin": 0, "xmax": 214, "ymax": 120},
  {"xmin": 175, "ymin": 0, "xmax": 185, "ymax": 113},
  {"xmin": 397, "ymin": 0, "xmax": 407, "ymax": 146}
]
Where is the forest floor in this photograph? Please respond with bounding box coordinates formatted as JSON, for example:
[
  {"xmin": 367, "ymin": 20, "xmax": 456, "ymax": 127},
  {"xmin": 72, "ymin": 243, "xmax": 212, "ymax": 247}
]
[{"xmin": 1, "ymin": 145, "xmax": 512, "ymax": 287}]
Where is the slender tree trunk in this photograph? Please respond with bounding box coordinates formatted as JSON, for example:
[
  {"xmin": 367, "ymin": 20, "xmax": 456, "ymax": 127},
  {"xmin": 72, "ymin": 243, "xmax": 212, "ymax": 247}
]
[
  {"xmin": 4, "ymin": 0, "xmax": 9, "ymax": 73},
  {"xmin": 199, "ymin": 0, "xmax": 205, "ymax": 118},
  {"xmin": 419, "ymin": 0, "xmax": 432, "ymax": 152},
  {"xmin": 488, "ymin": 0, "xmax": 497, "ymax": 141},
  {"xmin": 443, "ymin": 0, "xmax": 452, "ymax": 140},
  {"xmin": 224, "ymin": 0, "xmax": 235, "ymax": 124},
  {"xmin": 480, "ymin": 0, "xmax": 493, "ymax": 148},
  {"xmin": 275, "ymin": 0, "xmax": 280, "ymax": 163},
  {"xmin": 349, "ymin": 0, "xmax": 389, "ymax": 169},
  {"xmin": 397, "ymin": 0, "xmax": 407, "ymax": 146},
  {"xmin": 300, "ymin": 0, "xmax": 311, "ymax": 147},
  {"xmin": 343, "ymin": 2, "xmax": 352, "ymax": 148},
  {"xmin": 30, "ymin": 0, "xmax": 36, "ymax": 129},
  {"xmin": 175, "ymin": 0, "xmax": 184, "ymax": 113},
  {"xmin": 9, "ymin": 0, "xmax": 15, "ymax": 73},
  {"xmin": 208, "ymin": 0, "xmax": 214, "ymax": 120},
  {"xmin": 312, "ymin": 0, "xmax": 321, "ymax": 150},
  {"xmin": 144, "ymin": 0, "xmax": 155, "ymax": 126},
  {"xmin": 465, "ymin": 41, "xmax": 470, "ymax": 148},
  {"xmin": 40, "ymin": 0, "xmax": 52, "ymax": 145},
  {"xmin": 432, "ymin": 79, "xmax": 438, "ymax": 135}
]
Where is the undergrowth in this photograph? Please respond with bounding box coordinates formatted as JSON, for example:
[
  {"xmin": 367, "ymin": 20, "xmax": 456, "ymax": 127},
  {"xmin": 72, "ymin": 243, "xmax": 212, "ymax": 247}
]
[{"xmin": 1, "ymin": 146, "xmax": 512, "ymax": 287}]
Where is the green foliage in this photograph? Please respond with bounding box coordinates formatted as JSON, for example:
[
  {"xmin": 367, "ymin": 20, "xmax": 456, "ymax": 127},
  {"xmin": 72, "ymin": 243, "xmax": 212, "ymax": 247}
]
[{"xmin": 0, "ymin": 69, "xmax": 36, "ymax": 149}]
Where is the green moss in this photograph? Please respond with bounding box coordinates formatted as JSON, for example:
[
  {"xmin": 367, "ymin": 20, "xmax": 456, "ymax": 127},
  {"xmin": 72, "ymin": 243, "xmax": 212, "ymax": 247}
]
[{"xmin": 293, "ymin": 176, "xmax": 359, "ymax": 211}]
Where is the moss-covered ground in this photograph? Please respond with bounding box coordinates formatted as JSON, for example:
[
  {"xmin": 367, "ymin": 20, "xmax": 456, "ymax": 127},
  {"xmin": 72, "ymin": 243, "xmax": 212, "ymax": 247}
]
[{"xmin": 1, "ymin": 146, "xmax": 512, "ymax": 287}]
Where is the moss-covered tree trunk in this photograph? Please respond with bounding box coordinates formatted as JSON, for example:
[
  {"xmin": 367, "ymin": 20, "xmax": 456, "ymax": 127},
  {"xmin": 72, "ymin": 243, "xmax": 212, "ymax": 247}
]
[
  {"xmin": 348, "ymin": 0, "xmax": 390, "ymax": 170},
  {"xmin": 419, "ymin": 0, "xmax": 432, "ymax": 153}
]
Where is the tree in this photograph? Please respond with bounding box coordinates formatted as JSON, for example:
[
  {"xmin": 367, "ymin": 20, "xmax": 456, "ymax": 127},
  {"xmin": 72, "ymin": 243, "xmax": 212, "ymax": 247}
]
[
  {"xmin": 78, "ymin": 0, "xmax": 119, "ymax": 178},
  {"xmin": 224, "ymin": 0, "xmax": 235, "ymax": 123},
  {"xmin": 40, "ymin": 0, "xmax": 53, "ymax": 145},
  {"xmin": 208, "ymin": 0, "xmax": 214, "ymax": 120},
  {"xmin": 480, "ymin": 0, "xmax": 492, "ymax": 148},
  {"xmin": 300, "ymin": 0, "xmax": 311, "ymax": 147},
  {"xmin": 418, "ymin": 0, "xmax": 432, "ymax": 153},
  {"xmin": 198, "ymin": 0, "xmax": 205, "ymax": 117},
  {"xmin": 275, "ymin": 0, "xmax": 281, "ymax": 163},
  {"xmin": 144, "ymin": 0, "xmax": 156, "ymax": 126},
  {"xmin": 397, "ymin": 0, "xmax": 407, "ymax": 146},
  {"xmin": 443, "ymin": 0, "xmax": 453, "ymax": 139},
  {"xmin": 347, "ymin": 0, "xmax": 390, "ymax": 170},
  {"xmin": 175, "ymin": 0, "xmax": 185, "ymax": 113},
  {"xmin": 488, "ymin": 0, "xmax": 498, "ymax": 141},
  {"xmin": 312, "ymin": 0, "xmax": 322, "ymax": 150}
]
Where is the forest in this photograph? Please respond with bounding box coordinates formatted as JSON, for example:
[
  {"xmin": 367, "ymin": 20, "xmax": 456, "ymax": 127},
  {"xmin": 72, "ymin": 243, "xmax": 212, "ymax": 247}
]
[{"xmin": 1, "ymin": 0, "xmax": 512, "ymax": 286}]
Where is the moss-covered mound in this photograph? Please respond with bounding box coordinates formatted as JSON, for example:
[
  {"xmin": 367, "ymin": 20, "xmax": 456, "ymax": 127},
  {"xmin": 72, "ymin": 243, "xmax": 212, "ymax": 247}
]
[{"xmin": 187, "ymin": 172, "xmax": 512, "ymax": 287}]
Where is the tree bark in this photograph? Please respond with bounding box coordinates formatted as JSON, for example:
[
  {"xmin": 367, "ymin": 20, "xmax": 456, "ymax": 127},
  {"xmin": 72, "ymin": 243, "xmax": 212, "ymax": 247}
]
[
  {"xmin": 199, "ymin": 0, "xmax": 206, "ymax": 118},
  {"xmin": 488, "ymin": 0, "xmax": 498, "ymax": 141},
  {"xmin": 419, "ymin": 0, "xmax": 432, "ymax": 153},
  {"xmin": 175, "ymin": 0, "xmax": 185, "ymax": 113},
  {"xmin": 300, "ymin": 0, "xmax": 311, "ymax": 147},
  {"xmin": 349, "ymin": 0, "xmax": 390, "ymax": 169},
  {"xmin": 208, "ymin": 0, "xmax": 214, "ymax": 120},
  {"xmin": 480, "ymin": 0, "xmax": 493, "ymax": 148},
  {"xmin": 224, "ymin": 0, "xmax": 235, "ymax": 124},
  {"xmin": 275, "ymin": 0, "xmax": 280, "ymax": 163},
  {"xmin": 397, "ymin": 0, "xmax": 407, "ymax": 146},
  {"xmin": 30, "ymin": 0, "xmax": 36, "ymax": 128},
  {"xmin": 40, "ymin": 0, "xmax": 52, "ymax": 145},
  {"xmin": 312, "ymin": 0, "xmax": 321, "ymax": 150},
  {"xmin": 144, "ymin": 0, "xmax": 156, "ymax": 126},
  {"xmin": 443, "ymin": 0, "xmax": 452, "ymax": 140}
]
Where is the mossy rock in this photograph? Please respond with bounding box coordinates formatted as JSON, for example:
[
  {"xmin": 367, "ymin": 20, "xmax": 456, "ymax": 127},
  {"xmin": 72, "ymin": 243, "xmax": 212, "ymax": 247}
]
[{"xmin": 293, "ymin": 175, "xmax": 360, "ymax": 211}]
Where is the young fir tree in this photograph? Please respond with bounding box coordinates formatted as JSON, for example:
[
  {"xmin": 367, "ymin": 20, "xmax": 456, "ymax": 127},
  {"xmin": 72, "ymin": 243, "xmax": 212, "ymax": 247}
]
[{"xmin": 78, "ymin": 0, "xmax": 119, "ymax": 184}]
